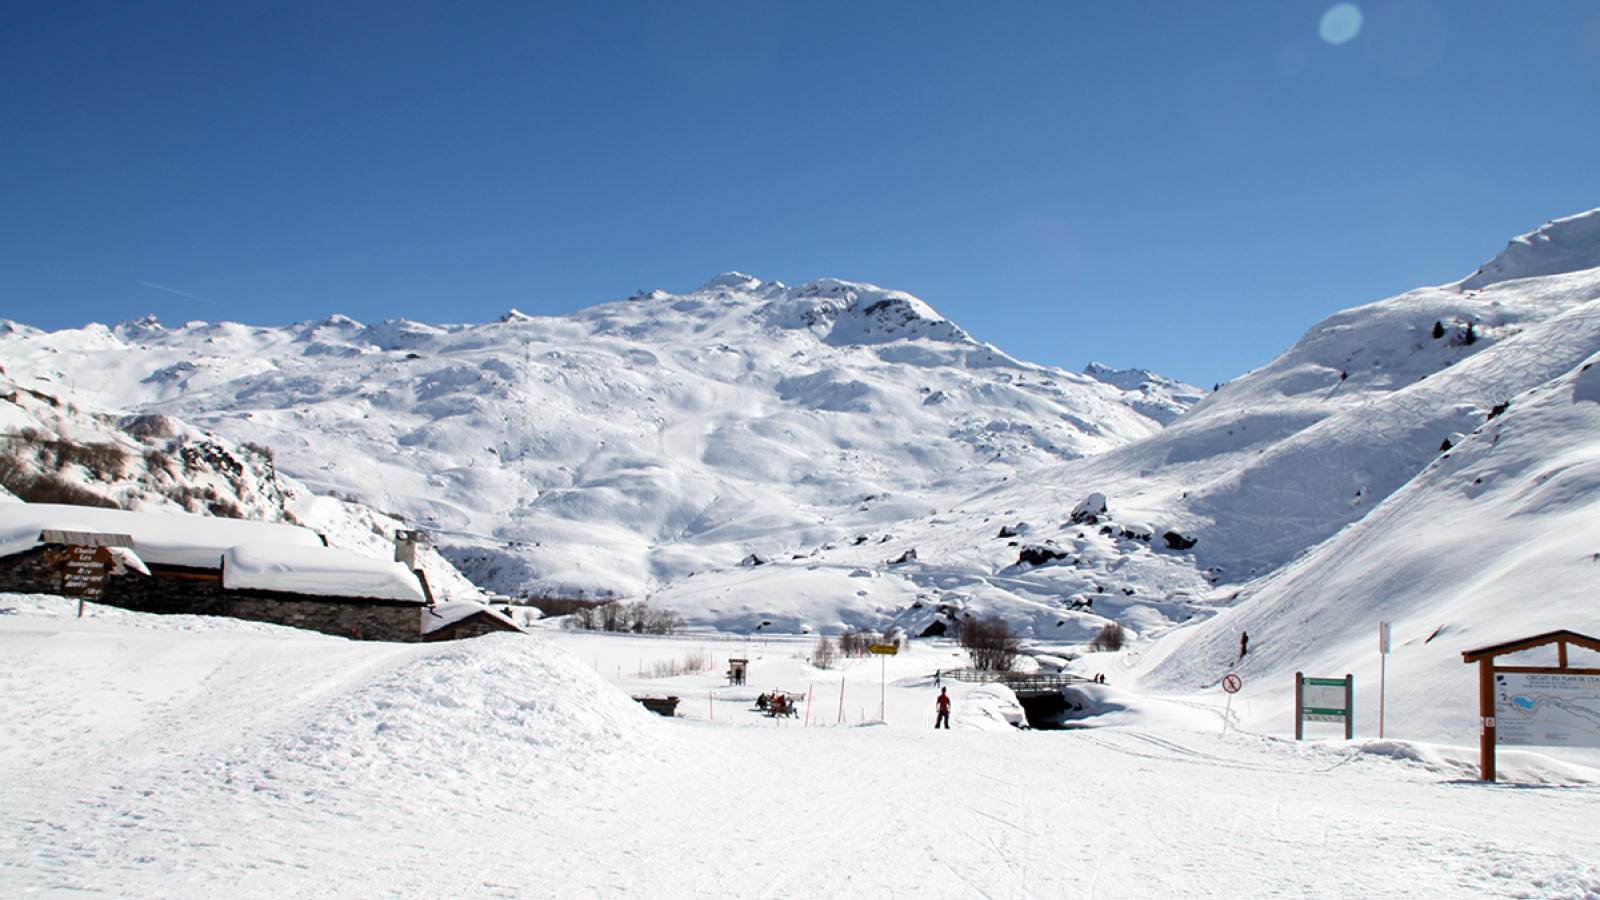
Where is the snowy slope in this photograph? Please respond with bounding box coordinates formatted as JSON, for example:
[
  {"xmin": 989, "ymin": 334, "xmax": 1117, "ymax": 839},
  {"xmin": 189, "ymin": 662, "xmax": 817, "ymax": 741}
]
[
  {"xmin": 663, "ymin": 211, "xmax": 1600, "ymax": 644},
  {"xmin": 1140, "ymin": 341, "xmax": 1600, "ymax": 748},
  {"xmin": 3, "ymin": 595, "xmax": 1596, "ymax": 899},
  {"xmin": 0, "ymin": 275, "xmax": 1193, "ymax": 604}
]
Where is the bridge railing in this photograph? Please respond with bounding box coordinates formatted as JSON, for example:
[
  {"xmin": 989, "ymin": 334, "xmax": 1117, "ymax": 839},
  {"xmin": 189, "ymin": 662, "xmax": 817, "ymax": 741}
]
[{"xmin": 939, "ymin": 668, "xmax": 1090, "ymax": 691}]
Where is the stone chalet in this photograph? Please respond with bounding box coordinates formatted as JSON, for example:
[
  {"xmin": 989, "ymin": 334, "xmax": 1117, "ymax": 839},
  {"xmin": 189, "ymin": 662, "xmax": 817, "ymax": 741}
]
[{"xmin": 0, "ymin": 503, "xmax": 521, "ymax": 642}]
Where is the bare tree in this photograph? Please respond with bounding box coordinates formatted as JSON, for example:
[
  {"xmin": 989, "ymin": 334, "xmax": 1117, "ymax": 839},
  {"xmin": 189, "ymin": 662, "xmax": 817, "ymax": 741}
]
[
  {"xmin": 1088, "ymin": 622, "xmax": 1126, "ymax": 652},
  {"xmin": 960, "ymin": 615, "xmax": 1020, "ymax": 672}
]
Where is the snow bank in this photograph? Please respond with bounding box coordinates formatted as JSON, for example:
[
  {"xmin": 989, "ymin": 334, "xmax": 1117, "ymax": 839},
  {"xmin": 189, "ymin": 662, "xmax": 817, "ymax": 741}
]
[{"xmin": 1355, "ymin": 739, "xmax": 1600, "ymax": 786}]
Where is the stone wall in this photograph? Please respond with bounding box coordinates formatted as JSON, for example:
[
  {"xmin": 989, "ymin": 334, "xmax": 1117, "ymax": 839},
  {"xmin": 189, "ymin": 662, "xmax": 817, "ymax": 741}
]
[
  {"xmin": 218, "ymin": 592, "xmax": 421, "ymax": 642},
  {"xmin": 1, "ymin": 546, "xmax": 425, "ymax": 642},
  {"xmin": 0, "ymin": 546, "xmax": 60, "ymax": 595}
]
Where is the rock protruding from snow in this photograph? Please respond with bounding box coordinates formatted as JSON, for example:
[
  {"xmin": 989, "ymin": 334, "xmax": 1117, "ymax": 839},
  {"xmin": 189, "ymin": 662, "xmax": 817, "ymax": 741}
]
[
  {"xmin": 1161, "ymin": 531, "xmax": 1197, "ymax": 550},
  {"xmin": 1071, "ymin": 493, "xmax": 1108, "ymax": 525},
  {"xmin": 1016, "ymin": 544, "xmax": 1068, "ymax": 568}
]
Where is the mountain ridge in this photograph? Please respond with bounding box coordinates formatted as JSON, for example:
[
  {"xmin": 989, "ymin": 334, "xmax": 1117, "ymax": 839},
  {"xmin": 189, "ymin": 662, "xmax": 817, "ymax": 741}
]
[{"xmin": 2, "ymin": 275, "xmax": 1198, "ymax": 608}]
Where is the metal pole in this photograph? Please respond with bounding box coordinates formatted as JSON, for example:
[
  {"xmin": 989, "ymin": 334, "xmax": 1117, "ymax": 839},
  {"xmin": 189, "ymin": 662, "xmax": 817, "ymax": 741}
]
[
  {"xmin": 1344, "ymin": 674, "xmax": 1354, "ymax": 740},
  {"xmin": 1378, "ymin": 621, "xmax": 1390, "ymax": 739},
  {"xmin": 1379, "ymin": 650, "xmax": 1387, "ymax": 739},
  {"xmin": 880, "ymin": 654, "xmax": 887, "ymax": 724},
  {"xmin": 1294, "ymin": 671, "xmax": 1303, "ymax": 740}
]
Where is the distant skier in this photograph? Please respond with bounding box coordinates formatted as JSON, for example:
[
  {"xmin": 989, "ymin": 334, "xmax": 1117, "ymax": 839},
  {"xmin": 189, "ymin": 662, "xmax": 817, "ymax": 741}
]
[
  {"xmin": 1239, "ymin": 631, "xmax": 1249, "ymax": 660},
  {"xmin": 934, "ymin": 687, "xmax": 951, "ymax": 729}
]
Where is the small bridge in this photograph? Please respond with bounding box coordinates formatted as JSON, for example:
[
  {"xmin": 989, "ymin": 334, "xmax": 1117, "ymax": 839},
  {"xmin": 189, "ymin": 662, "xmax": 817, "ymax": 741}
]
[{"xmin": 940, "ymin": 669, "xmax": 1093, "ymax": 729}]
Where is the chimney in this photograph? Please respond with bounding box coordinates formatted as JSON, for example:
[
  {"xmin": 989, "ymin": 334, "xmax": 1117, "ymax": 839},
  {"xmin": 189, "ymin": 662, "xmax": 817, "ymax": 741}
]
[{"xmin": 394, "ymin": 530, "xmax": 428, "ymax": 568}]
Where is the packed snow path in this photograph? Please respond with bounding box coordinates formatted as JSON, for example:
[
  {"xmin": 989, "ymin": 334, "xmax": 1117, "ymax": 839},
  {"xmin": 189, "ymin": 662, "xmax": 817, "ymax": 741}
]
[{"xmin": 4, "ymin": 598, "xmax": 1596, "ymax": 899}]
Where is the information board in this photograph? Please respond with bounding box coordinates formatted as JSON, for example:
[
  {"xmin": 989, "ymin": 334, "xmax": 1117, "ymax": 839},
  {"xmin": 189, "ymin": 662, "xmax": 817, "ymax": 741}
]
[
  {"xmin": 1493, "ymin": 671, "xmax": 1600, "ymax": 748},
  {"xmin": 1300, "ymin": 677, "xmax": 1348, "ymax": 722},
  {"xmin": 1295, "ymin": 673, "xmax": 1353, "ymax": 740}
]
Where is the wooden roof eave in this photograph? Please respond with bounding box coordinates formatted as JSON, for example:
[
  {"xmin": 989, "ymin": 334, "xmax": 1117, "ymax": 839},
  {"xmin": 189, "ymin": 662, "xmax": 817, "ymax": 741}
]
[{"xmin": 1461, "ymin": 629, "xmax": 1600, "ymax": 664}]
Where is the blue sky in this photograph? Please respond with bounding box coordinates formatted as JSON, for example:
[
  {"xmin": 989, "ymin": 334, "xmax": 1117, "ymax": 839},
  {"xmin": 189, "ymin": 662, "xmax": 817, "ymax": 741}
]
[{"xmin": 3, "ymin": 1, "xmax": 1598, "ymax": 388}]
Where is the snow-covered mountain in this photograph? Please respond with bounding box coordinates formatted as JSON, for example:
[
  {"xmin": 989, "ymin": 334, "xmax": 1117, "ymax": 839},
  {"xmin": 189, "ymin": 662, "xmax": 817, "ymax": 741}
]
[
  {"xmin": 4, "ymin": 209, "xmax": 1600, "ymax": 722},
  {"xmin": 0, "ymin": 274, "xmax": 1196, "ymax": 612}
]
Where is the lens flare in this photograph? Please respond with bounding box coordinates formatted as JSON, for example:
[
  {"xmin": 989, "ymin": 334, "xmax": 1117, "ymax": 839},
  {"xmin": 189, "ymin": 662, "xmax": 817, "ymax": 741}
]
[{"xmin": 1320, "ymin": 3, "xmax": 1363, "ymax": 45}]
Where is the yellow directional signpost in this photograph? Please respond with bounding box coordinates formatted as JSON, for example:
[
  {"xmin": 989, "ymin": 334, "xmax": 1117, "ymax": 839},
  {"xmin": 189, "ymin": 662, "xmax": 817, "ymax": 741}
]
[{"xmin": 869, "ymin": 644, "xmax": 897, "ymax": 723}]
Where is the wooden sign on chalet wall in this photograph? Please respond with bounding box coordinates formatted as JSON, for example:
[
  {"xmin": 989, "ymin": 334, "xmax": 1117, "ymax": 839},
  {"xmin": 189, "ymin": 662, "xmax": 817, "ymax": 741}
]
[
  {"xmin": 41, "ymin": 530, "xmax": 133, "ymax": 616},
  {"xmin": 60, "ymin": 546, "xmax": 112, "ymax": 601}
]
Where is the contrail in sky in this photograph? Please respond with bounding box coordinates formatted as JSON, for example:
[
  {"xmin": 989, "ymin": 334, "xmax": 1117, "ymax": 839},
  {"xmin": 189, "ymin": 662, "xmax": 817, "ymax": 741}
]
[{"xmin": 140, "ymin": 281, "xmax": 223, "ymax": 306}]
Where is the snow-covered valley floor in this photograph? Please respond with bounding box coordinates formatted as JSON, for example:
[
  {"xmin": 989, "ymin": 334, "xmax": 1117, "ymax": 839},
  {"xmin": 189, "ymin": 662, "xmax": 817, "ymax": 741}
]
[{"xmin": 5, "ymin": 596, "xmax": 1597, "ymax": 899}]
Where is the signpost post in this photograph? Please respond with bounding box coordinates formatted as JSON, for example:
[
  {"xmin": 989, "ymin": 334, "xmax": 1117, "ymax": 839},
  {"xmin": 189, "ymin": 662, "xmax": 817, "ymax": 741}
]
[
  {"xmin": 1378, "ymin": 622, "xmax": 1391, "ymax": 739},
  {"xmin": 869, "ymin": 643, "xmax": 897, "ymax": 723}
]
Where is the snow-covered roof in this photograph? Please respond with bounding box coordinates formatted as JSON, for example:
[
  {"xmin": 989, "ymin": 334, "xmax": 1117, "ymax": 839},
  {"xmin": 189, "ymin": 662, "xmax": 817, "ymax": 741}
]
[
  {"xmin": 0, "ymin": 503, "xmax": 324, "ymax": 568},
  {"xmin": 422, "ymin": 600, "xmax": 520, "ymax": 635},
  {"xmin": 221, "ymin": 544, "xmax": 426, "ymax": 604}
]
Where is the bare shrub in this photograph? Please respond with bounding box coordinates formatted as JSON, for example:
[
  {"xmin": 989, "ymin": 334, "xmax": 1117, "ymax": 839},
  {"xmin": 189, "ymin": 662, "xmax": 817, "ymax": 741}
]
[
  {"xmin": 562, "ymin": 604, "xmax": 601, "ymax": 630},
  {"xmin": 1088, "ymin": 622, "xmax": 1126, "ymax": 652},
  {"xmin": 640, "ymin": 605, "xmax": 683, "ymax": 635},
  {"xmin": 531, "ymin": 596, "xmax": 604, "ymax": 618},
  {"xmin": 645, "ymin": 649, "xmax": 711, "ymax": 678},
  {"xmin": 599, "ymin": 600, "xmax": 628, "ymax": 632},
  {"xmin": 75, "ymin": 443, "xmax": 129, "ymax": 480},
  {"xmin": 561, "ymin": 600, "xmax": 682, "ymax": 635},
  {"xmin": 960, "ymin": 615, "xmax": 1021, "ymax": 672},
  {"xmin": 2, "ymin": 470, "xmax": 120, "ymax": 508},
  {"xmin": 143, "ymin": 447, "xmax": 175, "ymax": 474},
  {"xmin": 838, "ymin": 626, "xmax": 877, "ymax": 658},
  {"xmin": 0, "ymin": 450, "xmax": 26, "ymax": 494},
  {"xmin": 121, "ymin": 413, "xmax": 180, "ymax": 441},
  {"xmin": 208, "ymin": 498, "xmax": 246, "ymax": 519},
  {"xmin": 242, "ymin": 441, "xmax": 275, "ymax": 463},
  {"xmin": 811, "ymin": 636, "xmax": 839, "ymax": 670}
]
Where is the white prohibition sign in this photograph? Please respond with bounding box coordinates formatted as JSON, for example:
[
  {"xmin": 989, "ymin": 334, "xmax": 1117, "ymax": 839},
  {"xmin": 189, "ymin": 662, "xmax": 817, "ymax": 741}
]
[{"xmin": 1221, "ymin": 674, "xmax": 1243, "ymax": 694}]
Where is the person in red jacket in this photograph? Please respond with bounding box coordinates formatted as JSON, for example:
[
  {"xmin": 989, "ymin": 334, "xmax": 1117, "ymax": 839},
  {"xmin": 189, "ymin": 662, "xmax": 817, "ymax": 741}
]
[{"xmin": 935, "ymin": 687, "xmax": 951, "ymax": 729}]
